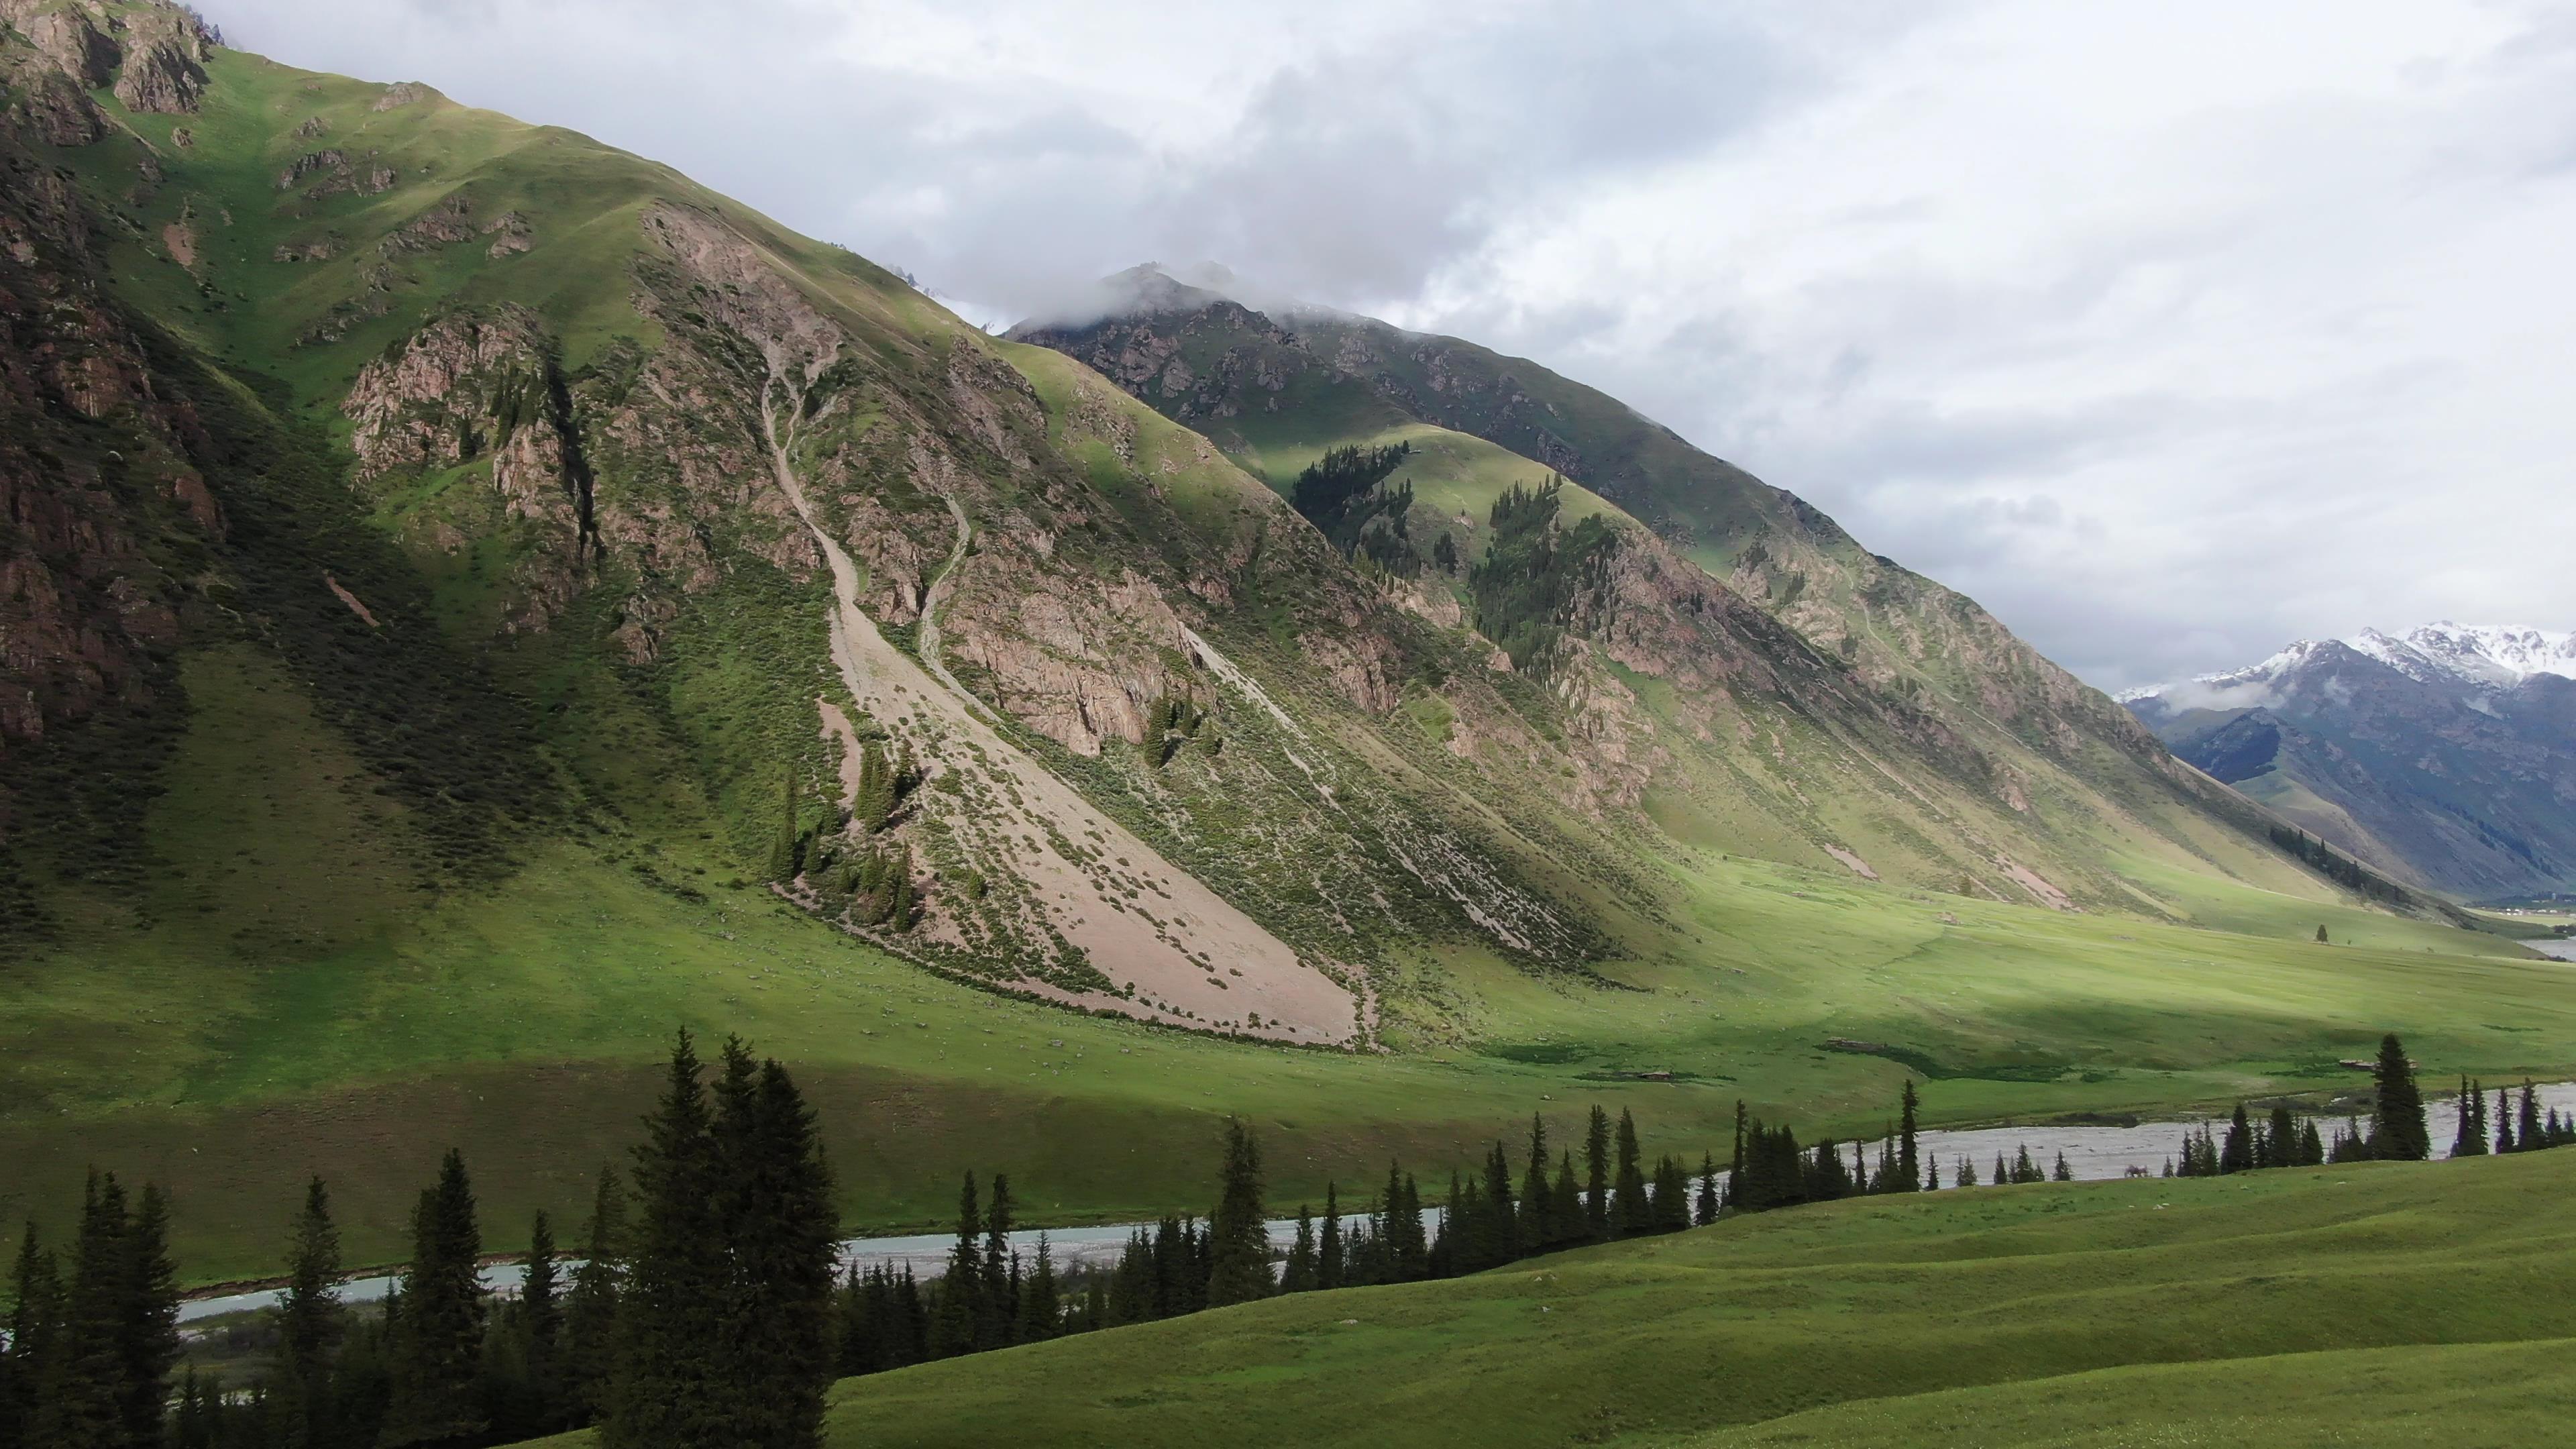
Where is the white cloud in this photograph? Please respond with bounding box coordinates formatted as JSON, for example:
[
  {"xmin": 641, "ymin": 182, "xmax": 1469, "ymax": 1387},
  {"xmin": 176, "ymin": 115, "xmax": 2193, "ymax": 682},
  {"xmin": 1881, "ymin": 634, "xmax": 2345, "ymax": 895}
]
[{"xmin": 202, "ymin": 0, "xmax": 2576, "ymax": 690}]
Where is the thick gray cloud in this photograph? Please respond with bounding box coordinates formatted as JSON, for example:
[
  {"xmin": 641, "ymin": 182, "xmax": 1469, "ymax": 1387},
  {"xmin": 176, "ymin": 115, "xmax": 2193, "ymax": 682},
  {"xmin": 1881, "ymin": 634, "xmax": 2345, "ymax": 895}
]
[{"xmin": 205, "ymin": 0, "xmax": 2576, "ymax": 691}]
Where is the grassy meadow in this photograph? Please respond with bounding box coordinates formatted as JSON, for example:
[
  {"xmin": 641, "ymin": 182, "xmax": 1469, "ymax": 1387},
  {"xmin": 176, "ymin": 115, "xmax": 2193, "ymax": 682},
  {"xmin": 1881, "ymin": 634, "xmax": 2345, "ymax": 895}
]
[{"xmin": 604, "ymin": 1148, "xmax": 2576, "ymax": 1449}]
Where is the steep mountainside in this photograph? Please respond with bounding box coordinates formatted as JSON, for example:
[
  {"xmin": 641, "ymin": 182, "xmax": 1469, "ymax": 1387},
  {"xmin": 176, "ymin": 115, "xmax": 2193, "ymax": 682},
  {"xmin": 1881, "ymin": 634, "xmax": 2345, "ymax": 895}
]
[
  {"xmin": 1012, "ymin": 266, "xmax": 2351, "ymax": 915},
  {"xmin": 2126, "ymin": 629, "xmax": 2576, "ymax": 898},
  {"xmin": 8, "ymin": 1, "xmax": 2553, "ymax": 1273}
]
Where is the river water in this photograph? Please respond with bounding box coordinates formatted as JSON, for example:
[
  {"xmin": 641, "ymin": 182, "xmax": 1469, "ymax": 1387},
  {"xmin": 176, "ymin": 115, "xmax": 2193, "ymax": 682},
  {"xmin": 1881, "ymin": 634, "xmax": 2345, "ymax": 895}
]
[
  {"xmin": 177, "ymin": 1078, "xmax": 2576, "ymax": 1325},
  {"xmin": 2527, "ymin": 936, "xmax": 2576, "ymax": 961}
]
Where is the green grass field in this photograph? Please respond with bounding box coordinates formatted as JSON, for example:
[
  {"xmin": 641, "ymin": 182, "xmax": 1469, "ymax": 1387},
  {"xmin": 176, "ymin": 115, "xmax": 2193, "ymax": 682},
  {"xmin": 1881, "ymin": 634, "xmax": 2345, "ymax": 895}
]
[{"xmin": 522, "ymin": 1148, "xmax": 2576, "ymax": 1449}]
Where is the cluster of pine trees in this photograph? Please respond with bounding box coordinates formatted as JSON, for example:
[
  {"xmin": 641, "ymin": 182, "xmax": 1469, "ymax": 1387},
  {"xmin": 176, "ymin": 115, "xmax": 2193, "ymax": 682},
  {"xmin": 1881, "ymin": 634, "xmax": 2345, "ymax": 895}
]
[
  {"xmin": 28, "ymin": 1032, "xmax": 841, "ymax": 1449},
  {"xmin": 2169, "ymin": 1104, "xmax": 2326, "ymax": 1175},
  {"xmin": 1467, "ymin": 478, "xmax": 1619, "ymax": 675},
  {"xmin": 764, "ymin": 735, "xmax": 928, "ymax": 928},
  {"xmin": 1140, "ymin": 692, "xmax": 1213, "ymax": 767},
  {"xmin": 1725, "ymin": 1081, "xmax": 1927, "ymax": 1210},
  {"xmin": 2449, "ymin": 1077, "xmax": 2576, "ymax": 1157},
  {"xmin": 1289, "ymin": 443, "xmax": 1421, "ymax": 575},
  {"xmin": 0, "ymin": 1173, "xmax": 180, "ymax": 1449}
]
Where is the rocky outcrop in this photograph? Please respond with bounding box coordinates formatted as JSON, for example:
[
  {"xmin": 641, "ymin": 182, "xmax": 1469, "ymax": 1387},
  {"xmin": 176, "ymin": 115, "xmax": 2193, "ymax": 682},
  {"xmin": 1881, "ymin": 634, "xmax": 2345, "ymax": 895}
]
[
  {"xmin": 111, "ymin": 33, "xmax": 203, "ymax": 113},
  {"xmin": 372, "ymin": 80, "xmax": 434, "ymax": 111}
]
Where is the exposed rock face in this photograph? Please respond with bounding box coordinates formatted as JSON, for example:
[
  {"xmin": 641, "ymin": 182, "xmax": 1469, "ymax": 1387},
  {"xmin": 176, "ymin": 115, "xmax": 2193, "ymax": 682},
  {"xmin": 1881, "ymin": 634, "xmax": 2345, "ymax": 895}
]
[
  {"xmin": 111, "ymin": 34, "xmax": 204, "ymax": 113},
  {"xmin": 0, "ymin": 124, "xmax": 215, "ymax": 755},
  {"xmin": 17, "ymin": 7, "xmax": 117, "ymax": 86},
  {"xmin": 372, "ymin": 80, "xmax": 434, "ymax": 111}
]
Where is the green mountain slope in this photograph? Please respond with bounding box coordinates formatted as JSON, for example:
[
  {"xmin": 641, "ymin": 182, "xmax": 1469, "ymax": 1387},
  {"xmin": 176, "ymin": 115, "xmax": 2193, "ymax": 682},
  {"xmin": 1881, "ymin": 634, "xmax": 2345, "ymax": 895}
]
[
  {"xmin": 716, "ymin": 1150, "xmax": 2576, "ymax": 1449},
  {"xmin": 1, "ymin": 3, "xmax": 2564, "ymax": 1278}
]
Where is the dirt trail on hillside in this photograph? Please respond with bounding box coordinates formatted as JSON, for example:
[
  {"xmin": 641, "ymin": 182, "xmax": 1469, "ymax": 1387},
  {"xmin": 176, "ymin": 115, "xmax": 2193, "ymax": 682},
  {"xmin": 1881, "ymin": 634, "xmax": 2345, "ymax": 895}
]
[{"xmin": 757, "ymin": 358, "xmax": 1356, "ymax": 1042}]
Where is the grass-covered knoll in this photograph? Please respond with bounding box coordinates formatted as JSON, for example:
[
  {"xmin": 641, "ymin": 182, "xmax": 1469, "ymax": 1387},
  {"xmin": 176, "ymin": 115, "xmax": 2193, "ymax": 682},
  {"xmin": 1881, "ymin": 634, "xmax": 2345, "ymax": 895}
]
[{"xmin": 777, "ymin": 1148, "xmax": 2576, "ymax": 1448}]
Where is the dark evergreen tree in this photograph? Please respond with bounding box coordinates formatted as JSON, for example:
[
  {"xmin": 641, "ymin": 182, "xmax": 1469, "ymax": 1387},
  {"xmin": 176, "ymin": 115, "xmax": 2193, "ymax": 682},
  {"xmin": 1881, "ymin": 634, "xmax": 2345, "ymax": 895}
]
[
  {"xmin": 1650, "ymin": 1157, "xmax": 1690, "ymax": 1232},
  {"xmin": 606, "ymin": 1031, "xmax": 729, "ymax": 1448},
  {"xmin": 1613, "ymin": 1110, "xmax": 1650, "ymax": 1237},
  {"xmin": 1016, "ymin": 1236, "xmax": 1060, "ymax": 1344},
  {"xmin": 767, "ymin": 771, "xmax": 803, "ymax": 880},
  {"xmin": 2221, "ymin": 1104, "xmax": 2254, "ymax": 1175},
  {"xmin": 2298, "ymin": 1120, "xmax": 2325, "ymax": 1167},
  {"xmin": 272, "ymin": 1177, "xmax": 345, "ymax": 1448},
  {"xmin": 116, "ymin": 1183, "xmax": 180, "ymax": 1449},
  {"xmin": 561, "ymin": 1165, "xmax": 627, "ymax": 1424},
  {"xmin": 1924, "ymin": 1155, "xmax": 1941, "ymax": 1190},
  {"xmin": 2369, "ymin": 1034, "xmax": 2429, "ymax": 1161},
  {"xmin": 1896, "ymin": 1080, "xmax": 1923, "ymax": 1192},
  {"xmin": 1695, "ymin": 1153, "xmax": 1719, "ymax": 1227},
  {"xmin": 1206, "ymin": 1120, "xmax": 1274, "ymax": 1306},
  {"xmin": 928, "ymin": 1174, "xmax": 981, "ymax": 1358},
  {"xmin": 1956, "ymin": 1155, "xmax": 1978, "ymax": 1187},
  {"xmin": 2518, "ymin": 1081, "xmax": 2542, "ymax": 1152},
  {"xmin": 2453, "ymin": 1079, "xmax": 2487, "ymax": 1157},
  {"xmin": 55, "ymin": 1172, "xmax": 129, "ymax": 1449},
  {"xmin": 3, "ymin": 1221, "xmax": 66, "ymax": 1449},
  {"xmin": 976, "ymin": 1173, "xmax": 1016, "ymax": 1350},
  {"xmin": 382, "ymin": 1149, "xmax": 487, "ymax": 1448},
  {"xmin": 1992, "ymin": 1152, "xmax": 2009, "ymax": 1186},
  {"xmin": 1517, "ymin": 1115, "xmax": 1552, "ymax": 1250},
  {"xmin": 1550, "ymin": 1153, "xmax": 1581, "ymax": 1246},
  {"xmin": 1282, "ymin": 1209, "xmax": 1318, "ymax": 1293},
  {"xmin": 1316, "ymin": 1184, "xmax": 1344, "ymax": 1292},
  {"xmin": 1726, "ymin": 1100, "xmax": 1748, "ymax": 1212},
  {"xmin": 2496, "ymin": 1087, "xmax": 2516, "ymax": 1155},
  {"xmin": 2051, "ymin": 1152, "xmax": 2073, "ymax": 1183},
  {"xmin": 2267, "ymin": 1106, "xmax": 2297, "ymax": 1169},
  {"xmin": 1584, "ymin": 1106, "xmax": 1612, "ymax": 1239}
]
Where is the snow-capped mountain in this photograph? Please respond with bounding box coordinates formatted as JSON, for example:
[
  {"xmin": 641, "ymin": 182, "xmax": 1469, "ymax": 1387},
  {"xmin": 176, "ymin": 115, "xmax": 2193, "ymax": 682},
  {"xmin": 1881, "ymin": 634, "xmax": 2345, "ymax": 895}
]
[
  {"xmin": 2116, "ymin": 622, "xmax": 2576, "ymax": 900},
  {"xmin": 2121, "ymin": 623, "xmax": 2574, "ymax": 705}
]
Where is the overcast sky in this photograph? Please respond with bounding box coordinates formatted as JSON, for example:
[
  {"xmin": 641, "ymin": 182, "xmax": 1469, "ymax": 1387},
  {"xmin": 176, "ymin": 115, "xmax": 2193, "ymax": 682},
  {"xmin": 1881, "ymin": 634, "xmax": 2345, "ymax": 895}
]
[{"xmin": 211, "ymin": 0, "xmax": 2576, "ymax": 690}]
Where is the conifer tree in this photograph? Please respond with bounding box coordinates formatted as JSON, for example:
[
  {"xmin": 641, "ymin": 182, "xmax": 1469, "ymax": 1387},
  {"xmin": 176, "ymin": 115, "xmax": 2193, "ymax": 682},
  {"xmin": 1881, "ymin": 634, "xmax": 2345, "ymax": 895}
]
[
  {"xmin": 1896, "ymin": 1080, "xmax": 1923, "ymax": 1192},
  {"xmin": 1518, "ymin": 1115, "xmax": 1552, "ymax": 1250},
  {"xmin": 1695, "ymin": 1153, "xmax": 1719, "ymax": 1227},
  {"xmin": 2454, "ymin": 1078, "xmax": 2487, "ymax": 1157},
  {"xmin": 2369, "ymin": 1033, "xmax": 2429, "ymax": 1161},
  {"xmin": 1993, "ymin": 1152, "xmax": 2009, "ymax": 1186},
  {"xmin": 928, "ymin": 1175, "xmax": 981, "ymax": 1358},
  {"xmin": 2051, "ymin": 1152, "xmax": 2072, "ymax": 1183},
  {"xmin": 1283, "ymin": 1210, "xmax": 1317, "ymax": 1293},
  {"xmin": 116, "ymin": 1183, "xmax": 181, "ymax": 1449},
  {"xmin": 2221, "ymin": 1104, "xmax": 2253, "ymax": 1175},
  {"xmin": 1317, "ymin": 1184, "xmax": 1343, "ymax": 1291},
  {"xmin": 382, "ymin": 1150, "xmax": 487, "ymax": 1448},
  {"xmin": 2496, "ymin": 1087, "xmax": 2516, "ymax": 1155},
  {"xmin": 1584, "ymin": 1107, "xmax": 1611, "ymax": 1239},
  {"xmin": 272, "ymin": 1177, "xmax": 345, "ymax": 1446},
  {"xmin": 1016, "ymin": 1236, "xmax": 1060, "ymax": 1343},
  {"xmin": 1, "ymin": 1222, "xmax": 64, "ymax": 1449},
  {"xmin": 1957, "ymin": 1156, "xmax": 1978, "ymax": 1187},
  {"xmin": 562, "ymin": 1166, "xmax": 627, "ymax": 1424},
  {"xmin": 54, "ymin": 1172, "xmax": 130, "ymax": 1448},
  {"xmin": 1207, "ymin": 1120, "xmax": 1274, "ymax": 1306},
  {"xmin": 1613, "ymin": 1110, "xmax": 1650, "ymax": 1237},
  {"xmin": 2518, "ymin": 1081, "xmax": 2542, "ymax": 1152},
  {"xmin": 977, "ymin": 1173, "xmax": 1016, "ymax": 1349},
  {"xmin": 606, "ymin": 1032, "xmax": 729, "ymax": 1448},
  {"xmin": 2267, "ymin": 1106, "xmax": 2297, "ymax": 1169},
  {"xmin": 1727, "ymin": 1100, "xmax": 1748, "ymax": 1212},
  {"xmin": 1925, "ymin": 1155, "xmax": 1941, "ymax": 1190}
]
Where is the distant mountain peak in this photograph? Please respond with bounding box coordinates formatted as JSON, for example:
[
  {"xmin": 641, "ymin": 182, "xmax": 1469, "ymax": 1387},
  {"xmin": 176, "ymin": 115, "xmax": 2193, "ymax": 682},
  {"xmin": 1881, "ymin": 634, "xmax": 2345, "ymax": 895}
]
[{"xmin": 2127, "ymin": 622, "xmax": 2574, "ymax": 705}]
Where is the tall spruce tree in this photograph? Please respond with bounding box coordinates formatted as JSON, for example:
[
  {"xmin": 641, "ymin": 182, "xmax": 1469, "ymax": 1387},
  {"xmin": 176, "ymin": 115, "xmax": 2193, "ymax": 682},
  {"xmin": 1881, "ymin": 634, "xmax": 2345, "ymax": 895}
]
[
  {"xmin": 116, "ymin": 1183, "xmax": 180, "ymax": 1449},
  {"xmin": 1584, "ymin": 1107, "xmax": 1612, "ymax": 1239},
  {"xmin": 2266, "ymin": 1106, "xmax": 2297, "ymax": 1169},
  {"xmin": 977, "ymin": 1173, "xmax": 1016, "ymax": 1349},
  {"xmin": 2497, "ymin": 1087, "xmax": 2517, "ymax": 1155},
  {"xmin": 2, "ymin": 1222, "xmax": 65, "ymax": 1449},
  {"xmin": 1518, "ymin": 1115, "xmax": 1552, "ymax": 1250},
  {"xmin": 2369, "ymin": 1034, "xmax": 2429, "ymax": 1161},
  {"xmin": 1282, "ymin": 1210, "xmax": 1317, "ymax": 1293},
  {"xmin": 1016, "ymin": 1236, "xmax": 1060, "ymax": 1344},
  {"xmin": 929, "ymin": 1175, "xmax": 982, "ymax": 1358},
  {"xmin": 561, "ymin": 1166, "xmax": 627, "ymax": 1424},
  {"xmin": 2518, "ymin": 1081, "xmax": 2542, "ymax": 1152},
  {"xmin": 272, "ymin": 1177, "xmax": 345, "ymax": 1448},
  {"xmin": 382, "ymin": 1150, "xmax": 487, "ymax": 1448},
  {"xmin": 56, "ymin": 1173, "xmax": 130, "ymax": 1449},
  {"xmin": 1613, "ymin": 1110, "xmax": 1650, "ymax": 1237},
  {"xmin": 1896, "ymin": 1081, "xmax": 1923, "ymax": 1192},
  {"xmin": 2453, "ymin": 1078, "xmax": 2486, "ymax": 1157},
  {"xmin": 1695, "ymin": 1153, "xmax": 1719, "ymax": 1227},
  {"xmin": 1316, "ymin": 1184, "xmax": 1343, "ymax": 1291},
  {"xmin": 1206, "ymin": 1120, "xmax": 1274, "ymax": 1306},
  {"xmin": 766, "ymin": 772, "xmax": 803, "ymax": 881},
  {"xmin": 606, "ymin": 1031, "xmax": 730, "ymax": 1448}
]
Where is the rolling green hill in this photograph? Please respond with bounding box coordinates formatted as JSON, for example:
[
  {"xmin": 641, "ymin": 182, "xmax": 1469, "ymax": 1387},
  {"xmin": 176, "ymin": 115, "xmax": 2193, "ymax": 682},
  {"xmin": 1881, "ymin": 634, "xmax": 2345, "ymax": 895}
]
[
  {"xmin": 635, "ymin": 1149, "xmax": 2576, "ymax": 1449},
  {"xmin": 3, "ymin": 1, "xmax": 2571, "ymax": 1285}
]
